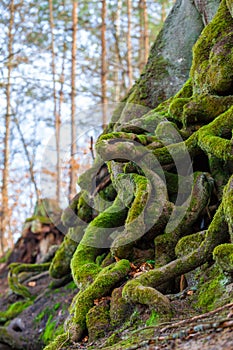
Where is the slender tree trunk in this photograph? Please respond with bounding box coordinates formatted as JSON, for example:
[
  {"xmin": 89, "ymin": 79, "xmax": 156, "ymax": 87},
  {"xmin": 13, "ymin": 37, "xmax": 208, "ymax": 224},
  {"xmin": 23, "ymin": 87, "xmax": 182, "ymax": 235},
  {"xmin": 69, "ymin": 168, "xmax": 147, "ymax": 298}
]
[
  {"xmin": 48, "ymin": 0, "xmax": 61, "ymax": 203},
  {"xmin": 69, "ymin": 0, "xmax": 78, "ymax": 200},
  {"xmin": 161, "ymin": 0, "xmax": 167, "ymax": 22},
  {"xmin": 113, "ymin": 0, "xmax": 122, "ymax": 101},
  {"xmin": 1, "ymin": 0, "xmax": 15, "ymax": 254},
  {"xmin": 143, "ymin": 0, "xmax": 149, "ymax": 64},
  {"xmin": 101, "ymin": 0, "xmax": 107, "ymax": 128},
  {"xmin": 139, "ymin": 0, "xmax": 149, "ymax": 72},
  {"xmin": 127, "ymin": 0, "xmax": 133, "ymax": 89}
]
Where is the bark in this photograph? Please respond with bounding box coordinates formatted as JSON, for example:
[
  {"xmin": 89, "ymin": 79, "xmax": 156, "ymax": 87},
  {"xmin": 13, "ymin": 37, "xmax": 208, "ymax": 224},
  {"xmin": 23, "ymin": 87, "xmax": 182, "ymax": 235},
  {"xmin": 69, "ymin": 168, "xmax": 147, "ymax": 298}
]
[
  {"xmin": 101, "ymin": 0, "xmax": 107, "ymax": 128},
  {"xmin": 113, "ymin": 0, "xmax": 122, "ymax": 101},
  {"xmin": 48, "ymin": 0, "xmax": 61, "ymax": 203},
  {"xmin": 1, "ymin": 0, "xmax": 15, "ymax": 254},
  {"xmin": 138, "ymin": 0, "xmax": 149, "ymax": 72},
  {"xmin": 69, "ymin": 0, "xmax": 78, "ymax": 200},
  {"xmin": 127, "ymin": 0, "xmax": 133, "ymax": 89}
]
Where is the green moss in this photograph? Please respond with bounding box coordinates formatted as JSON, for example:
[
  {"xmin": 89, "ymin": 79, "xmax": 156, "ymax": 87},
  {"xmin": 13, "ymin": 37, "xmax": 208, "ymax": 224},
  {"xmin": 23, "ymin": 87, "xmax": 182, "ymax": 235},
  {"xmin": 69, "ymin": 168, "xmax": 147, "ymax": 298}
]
[
  {"xmin": 0, "ymin": 300, "xmax": 32, "ymax": 324},
  {"xmin": 222, "ymin": 176, "xmax": 233, "ymax": 239},
  {"xmin": 8, "ymin": 262, "xmax": 50, "ymax": 299},
  {"xmin": 173, "ymin": 78, "xmax": 193, "ymax": 99},
  {"xmin": 175, "ymin": 231, "xmax": 206, "ymax": 258},
  {"xmin": 197, "ymin": 107, "xmax": 233, "ymax": 162},
  {"xmin": 25, "ymin": 215, "xmax": 51, "ymax": 224},
  {"xmin": 49, "ymin": 233, "xmax": 79, "ymax": 279},
  {"xmin": 67, "ymin": 259, "xmax": 131, "ymax": 342},
  {"xmin": 41, "ymin": 315, "xmax": 64, "ymax": 345},
  {"xmin": 71, "ymin": 194, "xmax": 128, "ymax": 289},
  {"xmin": 110, "ymin": 287, "xmax": 132, "ymax": 327},
  {"xmin": 86, "ymin": 303, "xmax": 110, "ymax": 341},
  {"xmin": 122, "ymin": 279, "xmax": 171, "ymax": 317},
  {"xmin": 94, "ymin": 184, "xmax": 117, "ymax": 213},
  {"xmin": 213, "ymin": 243, "xmax": 233, "ymax": 273},
  {"xmin": 182, "ymin": 95, "xmax": 233, "ymax": 127},
  {"xmin": 168, "ymin": 97, "xmax": 191, "ymax": 122},
  {"xmin": 110, "ymin": 174, "xmax": 149, "ymax": 259},
  {"xmin": 43, "ymin": 331, "xmax": 70, "ymax": 350},
  {"xmin": 191, "ymin": 0, "xmax": 233, "ymax": 94},
  {"xmin": 146, "ymin": 309, "xmax": 159, "ymax": 326},
  {"xmin": 196, "ymin": 265, "xmax": 228, "ymax": 311}
]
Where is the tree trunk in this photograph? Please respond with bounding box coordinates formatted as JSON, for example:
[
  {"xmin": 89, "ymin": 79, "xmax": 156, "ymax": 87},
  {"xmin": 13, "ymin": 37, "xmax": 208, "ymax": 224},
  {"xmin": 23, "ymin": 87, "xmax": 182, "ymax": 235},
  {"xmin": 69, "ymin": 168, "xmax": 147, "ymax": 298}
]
[
  {"xmin": 69, "ymin": 0, "xmax": 78, "ymax": 200},
  {"xmin": 139, "ymin": 0, "xmax": 149, "ymax": 73},
  {"xmin": 101, "ymin": 0, "xmax": 107, "ymax": 128},
  {"xmin": 1, "ymin": 0, "xmax": 15, "ymax": 254},
  {"xmin": 113, "ymin": 0, "xmax": 122, "ymax": 101},
  {"xmin": 48, "ymin": 0, "xmax": 61, "ymax": 203},
  {"xmin": 127, "ymin": 0, "xmax": 133, "ymax": 89}
]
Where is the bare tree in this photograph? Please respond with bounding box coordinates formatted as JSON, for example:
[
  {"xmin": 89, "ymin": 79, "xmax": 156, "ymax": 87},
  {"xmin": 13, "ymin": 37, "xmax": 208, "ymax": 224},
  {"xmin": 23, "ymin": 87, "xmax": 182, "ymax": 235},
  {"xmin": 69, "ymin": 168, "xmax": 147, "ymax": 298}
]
[
  {"xmin": 48, "ymin": 0, "xmax": 61, "ymax": 203},
  {"xmin": 139, "ymin": 0, "xmax": 149, "ymax": 72},
  {"xmin": 0, "ymin": 0, "xmax": 15, "ymax": 254},
  {"xmin": 69, "ymin": 0, "xmax": 78, "ymax": 200},
  {"xmin": 113, "ymin": 0, "xmax": 122, "ymax": 101},
  {"xmin": 101, "ymin": 0, "xmax": 107, "ymax": 128},
  {"xmin": 127, "ymin": 0, "xmax": 133, "ymax": 89}
]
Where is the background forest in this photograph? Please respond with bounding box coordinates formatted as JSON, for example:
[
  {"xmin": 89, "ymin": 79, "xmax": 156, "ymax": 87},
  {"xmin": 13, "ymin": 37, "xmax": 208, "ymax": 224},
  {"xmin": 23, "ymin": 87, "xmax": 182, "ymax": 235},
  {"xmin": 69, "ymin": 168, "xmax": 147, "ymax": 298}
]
[{"xmin": 0, "ymin": 0, "xmax": 173, "ymax": 254}]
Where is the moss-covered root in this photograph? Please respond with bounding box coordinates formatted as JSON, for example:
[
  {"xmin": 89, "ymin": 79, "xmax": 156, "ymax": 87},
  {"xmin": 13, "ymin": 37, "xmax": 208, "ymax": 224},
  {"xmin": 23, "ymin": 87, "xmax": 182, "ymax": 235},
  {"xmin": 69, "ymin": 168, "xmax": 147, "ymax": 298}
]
[
  {"xmin": 154, "ymin": 172, "xmax": 213, "ymax": 265},
  {"xmin": 71, "ymin": 195, "xmax": 128, "ymax": 290},
  {"xmin": 8, "ymin": 262, "xmax": 50, "ymax": 299},
  {"xmin": 111, "ymin": 171, "xmax": 168, "ymax": 259},
  {"xmin": 222, "ymin": 175, "xmax": 233, "ymax": 239},
  {"xmin": 110, "ymin": 174, "xmax": 148, "ymax": 259},
  {"xmin": 213, "ymin": 243, "xmax": 233, "ymax": 276},
  {"xmin": 49, "ymin": 231, "xmax": 81, "ymax": 279},
  {"xmin": 123, "ymin": 177, "xmax": 232, "ymax": 306},
  {"xmin": 197, "ymin": 107, "xmax": 233, "ymax": 162},
  {"xmin": 67, "ymin": 259, "xmax": 131, "ymax": 342},
  {"xmin": 0, "ymin": 326, "xmax": 23, "ymax": 349},
  {"xmin": 122, "ymin": 280, "xmax": 171, "ymax": 317}
]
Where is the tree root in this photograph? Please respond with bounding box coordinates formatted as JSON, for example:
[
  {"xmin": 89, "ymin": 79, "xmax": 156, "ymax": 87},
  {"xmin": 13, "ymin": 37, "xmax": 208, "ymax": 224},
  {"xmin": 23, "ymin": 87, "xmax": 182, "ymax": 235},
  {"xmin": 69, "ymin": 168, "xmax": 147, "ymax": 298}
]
[
  {"xmin": 8, "ymin": 262, "xmax": 50, "ymax": 299},
  {"xmin": 67, "ymin": 259, "xmax": 131, "ymax": 342},
  {"xmin": 70, "ymin": 194, "xmax": 128, "ymax": 289},
  {"xmin": 122, "ymin": 176, "xmax": 232, "ymax": 307}
]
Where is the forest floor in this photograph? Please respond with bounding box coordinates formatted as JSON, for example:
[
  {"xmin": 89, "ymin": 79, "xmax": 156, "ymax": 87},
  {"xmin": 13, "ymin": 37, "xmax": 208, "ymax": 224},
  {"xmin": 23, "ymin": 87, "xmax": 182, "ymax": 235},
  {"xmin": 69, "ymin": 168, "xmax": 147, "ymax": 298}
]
[{"xmin": 1, "ymin": 265, "xmax": 233, "ymax": 350}]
